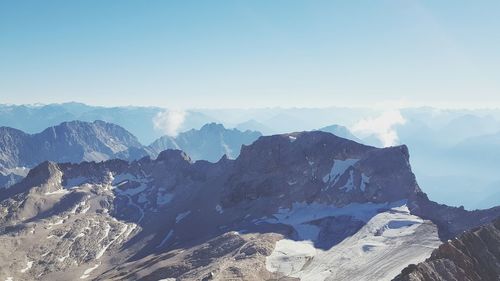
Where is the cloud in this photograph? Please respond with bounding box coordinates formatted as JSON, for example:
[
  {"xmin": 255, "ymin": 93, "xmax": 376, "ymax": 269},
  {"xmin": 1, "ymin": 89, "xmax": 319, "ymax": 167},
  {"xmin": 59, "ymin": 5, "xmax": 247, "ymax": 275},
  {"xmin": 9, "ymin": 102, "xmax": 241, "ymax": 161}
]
[
  {"xmin": 352, "ymin": 110, "xmax": 406, "ymax": 147},
  {"xmin": 153, "ymin": 109, "xmax": 187, "ymax": 137}
]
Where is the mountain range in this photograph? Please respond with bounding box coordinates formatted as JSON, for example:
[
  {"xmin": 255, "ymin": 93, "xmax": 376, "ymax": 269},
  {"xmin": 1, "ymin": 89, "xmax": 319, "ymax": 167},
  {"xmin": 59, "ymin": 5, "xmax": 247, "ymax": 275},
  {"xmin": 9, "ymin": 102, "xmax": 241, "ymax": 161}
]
[
  {"xmin": 3, "ymin": 103, "xmax": 500, "ymax": 208},
  {"xmin": 0, "ymin": 121, "xmax": 263, "ymax": 188},
  {"xmin": 0, "ymin": 131, "xmax": 498, "ymax": 280},
  {"xmin": 0, "ymin": 120, "xmax": 147, "ymax": 170},
  {"xmin": 149, "ymin": 123, "xmax": 262, "ymax": 162}
]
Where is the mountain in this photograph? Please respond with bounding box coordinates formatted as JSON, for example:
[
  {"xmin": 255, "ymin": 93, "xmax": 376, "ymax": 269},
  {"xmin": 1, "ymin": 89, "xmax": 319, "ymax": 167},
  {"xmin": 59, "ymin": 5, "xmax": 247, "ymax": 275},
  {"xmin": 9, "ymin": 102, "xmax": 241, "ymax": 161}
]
[
  {"xmin": 318, "ymin": 124, "xmax": 362, "ymax": 143},
  {"xmin": 0, "ymin": 103, "xmax": 218, "ymax": 144},
  {"xmin": 394, "ymin": 217, "xmax": 500, "ymax": 281},
  {"xmin": 0, "ymin": 131, "xmax": 498, "ymax": 281},
  {"xmin": 148, "ymin": 123, "xmax": 262, "ymax": 162},
  {"xmin": 235, "ymin": 119, "xmax": 273, "ymax": 135},
  {"xmin": 0, "ymin": 120, "xmax": 148, "ymax": 171}
]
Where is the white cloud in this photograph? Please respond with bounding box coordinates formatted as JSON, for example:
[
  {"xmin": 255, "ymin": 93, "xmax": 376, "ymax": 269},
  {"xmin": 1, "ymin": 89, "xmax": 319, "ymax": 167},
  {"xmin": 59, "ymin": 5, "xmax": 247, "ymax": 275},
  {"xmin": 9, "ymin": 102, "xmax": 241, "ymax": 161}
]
[
  {"xmin": 153, "ymin": 109, "xmax": 187, "ymax": 137},
  {"xmin": 352, "ymin": 110, "xmax": 406, "ymax": 147}
]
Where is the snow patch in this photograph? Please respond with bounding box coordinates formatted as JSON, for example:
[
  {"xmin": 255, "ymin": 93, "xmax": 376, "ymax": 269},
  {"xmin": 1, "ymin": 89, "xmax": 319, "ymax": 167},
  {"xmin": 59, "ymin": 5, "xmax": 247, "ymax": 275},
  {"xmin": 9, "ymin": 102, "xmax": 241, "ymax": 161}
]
[
  {"xmin": 266, "ymin": 203, "xmax": 441, "ymax": 281},
  {"xmin": 265, "ymin": 240, "xmax": 316, "ymax": 276},
  {"xmin": 360, "ymin": 173, "xmax": 370, "ymax": 192},
  {"xmin": 44, "ymin": 189, "xmax": 69, "ymax": 196},
  {"xmin": 339, "ymin": 170, "xmax": 355, "ymax": 192},
  {"xmin": 20, "ymin": 261, "xmax": 33, "ymax": 273},
  {"xmin": 215, "ymin": 204, "xmax": 224, "ymax": 214},
  {"xmin": 175, "ymin": 211, "xmax": 191, "ymax": 223},
  {"xmin": 322, "ymin": 158, "xmax": 359, "ymax": 185},
  {"xmin": 57, "ymin": 255, "xmax": 69, "ymax": 262},
  {"xmin": 260, "ymin": 201, "xmax": 400, "ymax": 240},
  {"xmin": 80, "ymin": 263, "xmax": 100, "ymax": 279},
  {"xmin": 49, "ymin": 219, "xmax": 64, "ymax": 226},
  {"xmin": 157, "ymin": 230, "xmax": 174, "ymax": 248}
]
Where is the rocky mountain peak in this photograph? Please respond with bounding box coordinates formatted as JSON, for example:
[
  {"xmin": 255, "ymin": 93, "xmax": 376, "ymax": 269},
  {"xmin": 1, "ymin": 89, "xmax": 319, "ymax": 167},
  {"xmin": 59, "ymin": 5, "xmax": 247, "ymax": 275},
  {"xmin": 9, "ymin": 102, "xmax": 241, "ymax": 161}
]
[
  {"xmin": 148, "ymin": 122, "xmax": 262, "ymax": 162},
  {"xmin": 199, "ymin": 122, "xmax": 226, "ymax": 132},
  {"xmin": 156, "ymin": 149, "xmax": 192, "ymax": 164},
  {"xmin": 222, "ymin": 131, "xmax": 421, "ymax": 209}
]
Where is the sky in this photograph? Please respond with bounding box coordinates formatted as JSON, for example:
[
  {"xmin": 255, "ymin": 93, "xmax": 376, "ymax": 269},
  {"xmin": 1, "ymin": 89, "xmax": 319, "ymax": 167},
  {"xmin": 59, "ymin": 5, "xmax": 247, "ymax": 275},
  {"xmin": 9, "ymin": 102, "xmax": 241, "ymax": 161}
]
[{"xmin": 1, "ymin": 0, "xmax": 500, "ymax": 109}]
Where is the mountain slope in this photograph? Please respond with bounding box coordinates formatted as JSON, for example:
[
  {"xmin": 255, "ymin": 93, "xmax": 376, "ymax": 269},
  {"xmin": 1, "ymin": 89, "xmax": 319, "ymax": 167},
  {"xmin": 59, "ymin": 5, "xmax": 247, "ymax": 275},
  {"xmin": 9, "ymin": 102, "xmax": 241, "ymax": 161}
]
[
  {"xmin": 148, "ymin": 123, "xmax": 262, "ymax": 162},
  {"xmin": 394, "ymin": 217, "xmax": 500, "ymax": 281},
  {"xmin": 0, "ymin": 120, "xmax": 148, "ymax": 171},
  {"xmin": 0, "ymin": 131, "xmax": 498, "ymax": 281}
]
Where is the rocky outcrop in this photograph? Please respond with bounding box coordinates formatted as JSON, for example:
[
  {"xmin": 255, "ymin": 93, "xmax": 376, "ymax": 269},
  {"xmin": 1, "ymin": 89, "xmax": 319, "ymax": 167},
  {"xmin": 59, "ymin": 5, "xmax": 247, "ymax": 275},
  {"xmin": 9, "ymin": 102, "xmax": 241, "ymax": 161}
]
[{"xmin": 393, "ymin": 217, "xmax": 500, "ymax": 281}]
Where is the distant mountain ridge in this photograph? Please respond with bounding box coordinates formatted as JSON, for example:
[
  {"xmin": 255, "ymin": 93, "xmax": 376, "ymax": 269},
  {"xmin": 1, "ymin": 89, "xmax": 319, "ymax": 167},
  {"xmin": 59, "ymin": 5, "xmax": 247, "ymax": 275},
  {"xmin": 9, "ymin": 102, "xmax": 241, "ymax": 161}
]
[
  {"xmin": 0, "ymin": 103, "xmax": 217, "ymax": 144},
  {"xmin": 0, "ymin": 120, "xmax": 146, "ymax": 170},
  {"xmin": 318, "ymin": 124, "xmax": 362, "ymax": 143},
  {"xmin": 148, "ymin": 122, "xmax": 262, "ymax": 162},
  {"xmin": 0, "ymin": 120, "xmax": 263, "ymax": 178}
]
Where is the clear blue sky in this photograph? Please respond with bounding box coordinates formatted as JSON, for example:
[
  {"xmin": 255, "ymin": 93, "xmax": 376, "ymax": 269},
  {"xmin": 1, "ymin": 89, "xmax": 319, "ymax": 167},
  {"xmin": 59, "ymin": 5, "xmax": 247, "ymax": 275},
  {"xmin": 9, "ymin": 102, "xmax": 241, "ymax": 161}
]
[{"xmin": 1, "ymin": 0, "xmax": 499, "ymax": 108}]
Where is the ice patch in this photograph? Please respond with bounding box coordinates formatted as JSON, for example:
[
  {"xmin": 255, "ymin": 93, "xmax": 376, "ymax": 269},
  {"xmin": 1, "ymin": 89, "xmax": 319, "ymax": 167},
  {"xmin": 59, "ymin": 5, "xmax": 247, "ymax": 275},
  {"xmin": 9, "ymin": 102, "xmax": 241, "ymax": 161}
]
[
  {"xmin": 265, "ymin": 239, "xmax": 316, "ymax": 276},
  {"xmin": 260, "ymin": 201, "xmax": 401, "ymax": 240},
  {"xmin": 266, "ymin": 203, "xmax": 441, "ymax": 281},
  {"xmin": 157, "ymin": 230, "xmax": 174, "ymax": 248},
  {"xmin": 289, "ymin": 135, "xmax": 297, "ymax": 142},
  {"xmin": 215, "ymin": 204, "xmax": 224, "ymax": 214},
  {"xmin": 111, "ymin": 173, "xmax": 136, "ymax": 185},
  {"xmin": 20, "ymin": 261, "xmax": 33, "ymax": 273},
  {"xmin": 123, "ymin": 224, "xmax": 137, "ymax": 239},
  {"xmin": 57, "ymin": 255, "xmax": 69, "ymax": 262},
  {"xmin": 69, "ymin": 201, "xmax": 87, "ymax": 214},
  {"xmin": 44, "ymin": 189, "xmax": 69, "ymax": 196},
  {"xmin": 322, "ymin": 158, "xmax": 359, "ymax": 185},
  {"xmin": 80, "ymin": 205, "xmax": 91, "ymax": 214},
  {"xmin": 96, "ymin": 224, "xmax": 128, "ymax": 259},
  {"xmin": 360, "ymin": 173, "xmax": 370, "ymax": 192},
  {"xmin": 49, "ymin": 219, "xmax": 64, "ymax": 226},
  {"xmin": 114, "ymin": 183, "xmax": 148, "ymax": 196},
  {"xmin": 80, "ymin": 263, "xmax": 100, "ymax": 279},
  {"xmin": 176, "ymin": 211, "xmax": 191, "ymax": 223},
  {"xmin": 339, "ymin": 170, "xmax": 355, "ymax": 192}
]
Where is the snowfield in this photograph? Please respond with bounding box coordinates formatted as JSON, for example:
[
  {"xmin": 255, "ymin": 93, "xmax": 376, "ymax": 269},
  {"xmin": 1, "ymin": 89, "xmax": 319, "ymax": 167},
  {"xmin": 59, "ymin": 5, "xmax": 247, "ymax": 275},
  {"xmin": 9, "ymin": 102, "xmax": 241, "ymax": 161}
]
[{"xmin": 266, "ymin": 203, "xmax": 441, "ymax": 281}]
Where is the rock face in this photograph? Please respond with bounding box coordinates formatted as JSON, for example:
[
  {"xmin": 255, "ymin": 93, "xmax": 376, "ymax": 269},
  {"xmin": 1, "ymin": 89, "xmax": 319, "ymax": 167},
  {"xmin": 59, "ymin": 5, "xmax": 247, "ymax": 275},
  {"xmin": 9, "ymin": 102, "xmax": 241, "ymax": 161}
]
[
  {"xmin": 148, "ymin": 123, "xmax": 262, "ymax": 162},
  {"xmin": 0, "ymin": 120, "xmax": 147, "ymax": 170},
  {"xmin": 394, "ymin": 217, "xmax": 500, "ymax": 281},
  {"xmin": 0, "ymin": 131, "xmax": 498, "ymax": 281}
]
